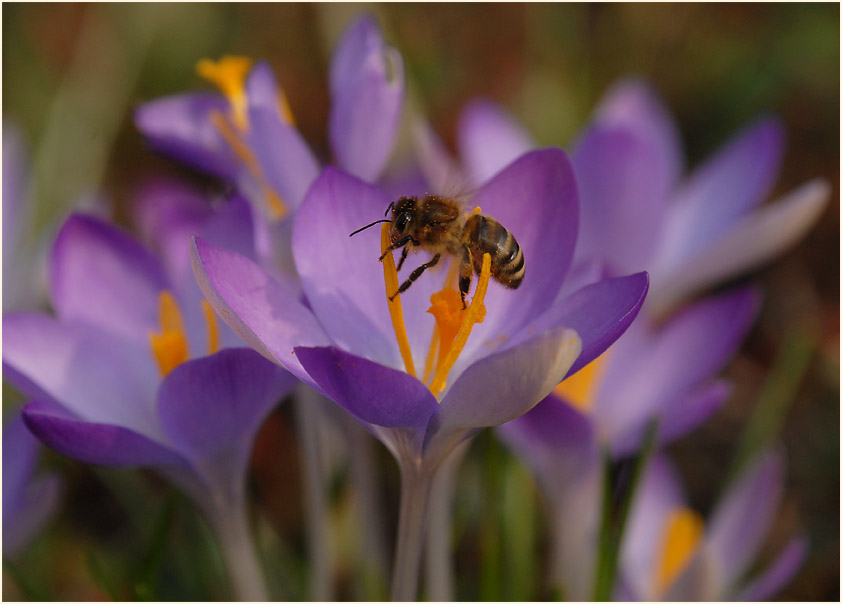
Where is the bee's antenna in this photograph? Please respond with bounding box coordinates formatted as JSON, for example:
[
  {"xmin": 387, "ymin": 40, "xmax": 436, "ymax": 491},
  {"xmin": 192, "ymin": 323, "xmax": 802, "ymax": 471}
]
[
  {"xmin": 349, "ymin": 219, "xmax": 391, "ymax": 237},
  {"xmin": 384, "ymin": 201, "xmax": 395, "ymax": 217}
]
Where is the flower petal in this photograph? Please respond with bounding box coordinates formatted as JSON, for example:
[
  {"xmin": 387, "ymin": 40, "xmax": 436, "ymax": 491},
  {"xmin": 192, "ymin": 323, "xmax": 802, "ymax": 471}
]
[
  {"xmin": 593, "ymin": 78, "xmax": 683, "ymax": 190},
  {"xmin": 508, "ymin": 272, "xmax": 649, "ymax": 379},
  {"xmin": 3, "ymin": 412, "xmax": 41, "ymax": 517},
  {"xmin": 496, "ymin": 392, "xmax": 597, "ymax": 488},
  {"xmin": 706, "ymin": 448, "xmax": 784, "ymax": 587},
  {"xmin": 594, "ymin": 287, "xmax": 758, "ymax": 445},
  {"xmin": 434, "ymin": 327, "xmax": 581, "ymax": 440},
  {"xmin": 22, "ymin": 400, "xmax": 183, "ymax": 467},
  {"xmin": 649, "ymin": 178, "xmax": 830, "ymax": 316},
  {"xmin": 654, "ymin": 118, "xmax": 785, "ymax": 274},
  {"xmin": 292, "ymin": 167, "xmax": 403, "ymax": 366},
  {"xmin": 467, "ymin": 148, "xmax": 580, "ymax": 340},
  {"xmin": 50, "ymin": 214, "xmax": 169, "ymax": 342},
  {"xmin": 190, "ymin": 237, "xmax": 330, "ymax": 386},
  {"xmin": 572, "ymin": 124, "xmax": 670, "ymax": 274},
  {"xmin": 134, "ymin": 93, "xmax": 236, "ymax": 181},
  {"xmin": 457, "ymin": 99, "xmax": 536, "ymax": 186},
  {"xmin": 411, "ymin": 116, "xmax": 468, "ymax": 195},
  {"xmin": 3, "ymin": 312, "xmax": 162, "ymax": 438},
  {"xmin": 157, "ymin": 348, "xmax": 297, "ymax": 489},
  {"xmin": 735, "ymin": 536, "xmax": 807, "ymax": 601},
  {"xmin": 329, "ymin": 15, "xmax": 405, "ymax": 182},
  {"xmin": 294, "ymin": 345, "xmax": 439, "ymax": 430}
]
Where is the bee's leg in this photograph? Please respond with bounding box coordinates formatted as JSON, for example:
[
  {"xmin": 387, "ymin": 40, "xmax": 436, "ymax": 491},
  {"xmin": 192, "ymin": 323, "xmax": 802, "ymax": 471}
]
[
  {"xmin": 379, "ymin": 235, "xmax": 414, "ymax": 261},
  {"xmin": 396, "ymin": 247, "xmax": 409, "ymax": 272},
  {"xmin": 458, "ymin": 247, "xmax": 473, "ymax": 309},
  {"xmin": 390, "ymin": 254, "xmax": 441, "ymax": 300}
]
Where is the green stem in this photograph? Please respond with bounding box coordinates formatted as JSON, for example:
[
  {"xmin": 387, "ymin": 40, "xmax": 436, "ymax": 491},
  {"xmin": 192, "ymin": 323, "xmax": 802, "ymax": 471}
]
[
  {"xmin": 592, "ymin": 421, "xmax": 659, "ymax": 601},
  {"xmin": 210, "ymin": 504, "xmax": 269, "ymax": 601}
]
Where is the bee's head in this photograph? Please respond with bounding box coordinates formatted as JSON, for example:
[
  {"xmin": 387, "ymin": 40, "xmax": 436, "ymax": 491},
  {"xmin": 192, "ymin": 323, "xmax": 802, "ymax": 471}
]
[{"xmin": 388, "ymin": 196, "xmax": 416, "ymax": 243}]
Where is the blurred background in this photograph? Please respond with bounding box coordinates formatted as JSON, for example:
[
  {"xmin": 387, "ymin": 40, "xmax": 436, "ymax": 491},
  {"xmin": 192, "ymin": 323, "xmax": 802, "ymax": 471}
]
[{"xmin": 3, "ymin": 3, "xmax": 838, "ymax": 600}]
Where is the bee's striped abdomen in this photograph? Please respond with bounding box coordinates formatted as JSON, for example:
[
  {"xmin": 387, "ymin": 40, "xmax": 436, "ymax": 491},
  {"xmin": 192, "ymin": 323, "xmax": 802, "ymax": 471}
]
[{"xmin": 463, "ymin": 214, "xmax": 524, "ymax": 289}]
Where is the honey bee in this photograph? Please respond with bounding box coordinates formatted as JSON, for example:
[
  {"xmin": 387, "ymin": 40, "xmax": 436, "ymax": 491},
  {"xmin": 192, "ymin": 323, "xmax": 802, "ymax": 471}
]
[{"xmin": 350, "ymin": 195, "xmax": 524, "ymax": 307}]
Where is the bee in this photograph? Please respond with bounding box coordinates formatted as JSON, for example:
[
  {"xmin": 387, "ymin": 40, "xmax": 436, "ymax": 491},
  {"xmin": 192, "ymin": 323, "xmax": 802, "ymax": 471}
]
[{"xmin": 350, "ymin": 195, "xmax": 524, "ymax": 307}]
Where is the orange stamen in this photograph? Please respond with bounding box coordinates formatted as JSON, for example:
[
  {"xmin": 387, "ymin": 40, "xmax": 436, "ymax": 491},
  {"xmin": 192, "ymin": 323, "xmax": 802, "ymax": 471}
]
[
  {"xmin": 196, "ymin": 56, "xmax": 253, "ymax": 131},
  {"xmin": 428, "ymin": 253, "xmax": 490, "ymax": 397},
  {"xmin": 201, "ymin": 300, "xmax": 220, "ymax": 354},
  {"xmin": 149, "ymin": 291, "xmax": 189, "ymax": 376},
  {"xmin": 381, "ymin": 224, "xmax": 417, "ymax": 377},
  {"xmin": 654, "ymin": 507, "xmax": 704, "ymax": 595}
]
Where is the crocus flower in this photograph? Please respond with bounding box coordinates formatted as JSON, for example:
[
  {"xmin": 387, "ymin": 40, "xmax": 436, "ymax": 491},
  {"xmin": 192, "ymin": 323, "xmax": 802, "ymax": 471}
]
[
  {"xmin": 135, "ymin": 14, "xmax": 404, "ymax": 273},
  {"xmin": 3, "ymin": 190, "xmax": 297, "ymax": 600},
  {"xmin": 191, "ymin": 146, "xmax": 649, "ymax": 598},
  {"xmin": 619, "ymin": 449, "xmax": 806, "ymax": 601},
  {"xmin": 3, "ymin": 409, "xmax": 62, "ymax": 558}
]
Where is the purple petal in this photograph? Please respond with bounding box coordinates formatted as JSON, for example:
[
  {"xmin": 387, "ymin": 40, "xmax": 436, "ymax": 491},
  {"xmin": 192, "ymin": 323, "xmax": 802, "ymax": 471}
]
[
  {"xmin": 468, "ymin": 148, "xmax": 580, "ymax": 338},
  {"xmin": 735, "ymin": 537, "xmax": 808, "ymax": 601},
  {"xmin": 434, "ymin": 327, "xmax": 581, "ymax": 437},
  {"xmin": 245, "ymin": 105, "xmax": 320, "ymax": 211},
  {"xmin": 3, "ymin": 312, "xmax": 162, "ymax": 438},
  {"xmin": 157, "ymin": 348, "xmax": 296, "ymax": 487},
  {"xmin": 620, "ymin": 454, "xmax": 686, "ymax": 600},
  {"xmin": 190, "ymin": 237, "xmax": 331, "ymax": 386},
  {"xmin": 654, "ymin": 118, "xmax": 785, "ymax": 273},
  {"xmin": 410, "ymin": 117, "xmax": 469, "ymax": 194},
  {"xmin": 572, "ymin": 124, "xmax": 670, "ymax": 274},
  {"xmin": 292, "ymin": 167, "xmax": 403, "ymax": 366},
  {"xmin": 593, "ymin": 78, "xmax": 683, "ymax": 190},
  {"xmin": 706, "ymin": 448, "xmax": 784, "ymax": 586},
  {"xmin": 595, "ymin": 287, "xmax": 758, "ymax": 445},
  {"xmin": 294, "ymin": 345, "xmax": 438, "ymax": 430},
  {"xmin": 134, "ymin": 93, "xmax": 237, "ymax": 181},
  {"xmin": 457, "ymin": 99, "xmax": 536, "ymax": 186},
  {"xmin": 22, "ymin": 400, "xmax": 183, "ymax": 467},
  {"xmin": 510, "ymin": 272, "xmax": 649, "ymax": 378},
  {"xmin": 496, "ymin": 392, "xmax": 597, "ymax": 487},
  {"xmin": 329, "ymin": 15, "xmax": 405, "ymax": 181},
  {"xmin": 245, "ymin": 60, "xmax": 284, "ymax": 112},
  {"xmin": 50, "ymin": 214, "xmax": 169, "ymax": 342},
  {"xmin": 649, "ymin": 178, "xmax": 830, "ymax": 316}
]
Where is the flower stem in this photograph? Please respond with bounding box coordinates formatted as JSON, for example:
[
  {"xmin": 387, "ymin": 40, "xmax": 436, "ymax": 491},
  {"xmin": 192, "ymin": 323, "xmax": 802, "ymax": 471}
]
[
  {"xmin": 211, "ymin": 504, "xmax": 269, "ymax": 601},
  {"xmin": 424, "ymin": 440, "xmax": 470, "ymax": 601},
  {"xmin": 391, "ymin": 460, "xmax": 435, "ymax": 601},
  {"xmin": 295, "ymin": 386, "xmax": 334, "ymax": 601}
]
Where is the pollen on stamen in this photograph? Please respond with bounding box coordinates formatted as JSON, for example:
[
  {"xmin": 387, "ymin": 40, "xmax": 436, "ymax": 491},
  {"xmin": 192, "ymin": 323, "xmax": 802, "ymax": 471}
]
[
  {"xmin": 428, "ymin": 253, "xmax": 490, "ymax": 397},
  {"xmin": 553, "ymin": 352, "xmax": 608, "ymax": 413},
  {"xmin": 201, "ymin": 300, "xmax": 220, "ymax": 355},
  {"xmin": 381, "ymin": 224, "xmax": 417, "ymax": 377},
  {"xmin": 655, "ymin": 507, "xmax": 704, "ymax": 595}
]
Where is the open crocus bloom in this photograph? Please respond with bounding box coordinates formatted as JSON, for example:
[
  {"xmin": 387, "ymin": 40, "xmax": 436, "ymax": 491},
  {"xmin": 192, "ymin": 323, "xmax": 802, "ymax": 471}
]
[
  {"xmin": 2, "ymin": 193, "xmax": 296, "ymax": 598},
  {"xmin": 191, "ymin": 147, "xmax": 648, "ymax": 468},
  {"xmin": 619, "ymin": 450, "xmax": 807, "ymax": 601},
  {"xmin": 135, "ymin": 15, "xmax": 403, "ymax": 230},
  {"xmin": 434, "ymin": 79, "xmax": 828, "ymax": 317}
]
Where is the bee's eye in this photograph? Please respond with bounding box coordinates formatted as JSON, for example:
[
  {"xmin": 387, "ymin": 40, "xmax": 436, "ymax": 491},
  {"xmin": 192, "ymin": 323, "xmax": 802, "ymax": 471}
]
[{"xmin": 396, "ymin": 212, "xmax": 411, "ymax": 233}]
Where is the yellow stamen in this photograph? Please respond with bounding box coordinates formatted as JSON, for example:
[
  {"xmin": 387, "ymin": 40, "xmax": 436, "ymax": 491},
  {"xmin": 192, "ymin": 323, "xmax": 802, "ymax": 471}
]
[
  {"xmin": 428, "ymin": 253, "xmax": 490, "ymax": 397},
  {"xmin": 209, "ymin": 110, "xmax": 288, "ymax": 221},
  {"xmin": 197, "ymin": 56, "xmax": 253, "ymax": 131},
  {"xmin": 381, "ymin": 224, "xmax": 416, "ymax": 377},
  {"xmin": 553, "ymin": 352, "xmax": 608, "ymax": 413},
  {"xmin": 654, "ymin": 507, "xmax": 704, "ymax": 595},
  {"xmin": 201, "ymin": 300, "xmax": 220, "ymax": 354},
  {"xmin": 149, "ymin": 291, "xmax": 189, "ymax": 376}
]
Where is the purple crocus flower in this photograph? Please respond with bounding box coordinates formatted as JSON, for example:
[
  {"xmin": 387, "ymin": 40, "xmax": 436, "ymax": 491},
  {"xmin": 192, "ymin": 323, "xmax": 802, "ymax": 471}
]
[
  {"xmin": 190, "ymin": 147, "xmax": 649, "ymax": 598},
  {"xmin": 619, "ymin": 450, "xmax": 806, "ymax": 601},
  {"xmin": 135, "ymin": 14, "xmax": 404, "ymax": 272},
  {"xmin": 2, "ymin": 189, "xmax": 297, "ymax": 600},
  {"xmin": 3, "ymin": 409, "xmax": 62, "ymax": 557}
]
